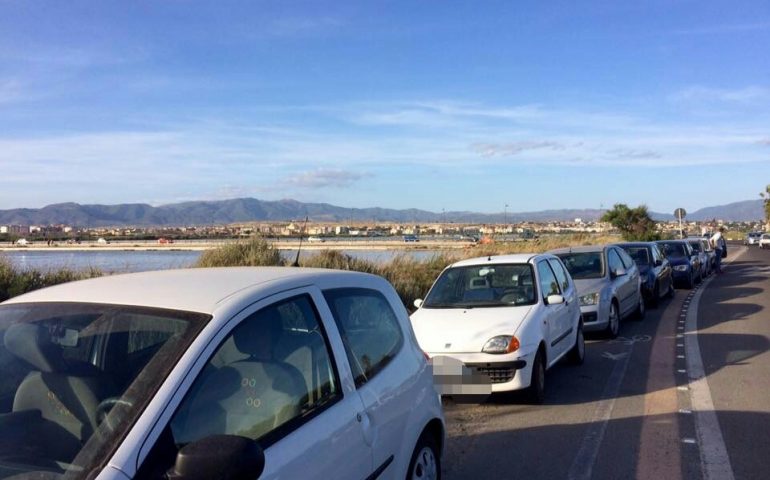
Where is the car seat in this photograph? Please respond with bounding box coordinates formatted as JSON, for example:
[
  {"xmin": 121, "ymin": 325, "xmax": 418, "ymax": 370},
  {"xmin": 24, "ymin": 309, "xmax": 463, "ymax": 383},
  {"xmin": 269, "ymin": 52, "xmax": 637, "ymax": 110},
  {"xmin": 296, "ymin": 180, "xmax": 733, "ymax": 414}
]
[
  {"xmin": 3, "ymin": 323, "xmax": 115, "ymax": 463},
  {"xmin": 171, "ymin": 315, "xmax": 308, "ymax": 444}
]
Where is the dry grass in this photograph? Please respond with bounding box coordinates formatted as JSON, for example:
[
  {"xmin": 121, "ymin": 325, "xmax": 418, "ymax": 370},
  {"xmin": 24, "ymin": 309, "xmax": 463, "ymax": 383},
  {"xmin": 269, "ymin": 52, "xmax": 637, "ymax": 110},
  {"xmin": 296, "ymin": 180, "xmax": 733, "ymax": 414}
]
[{"xmin": 195, "ymin": 236, "xmax": 282, "ymax": 267}]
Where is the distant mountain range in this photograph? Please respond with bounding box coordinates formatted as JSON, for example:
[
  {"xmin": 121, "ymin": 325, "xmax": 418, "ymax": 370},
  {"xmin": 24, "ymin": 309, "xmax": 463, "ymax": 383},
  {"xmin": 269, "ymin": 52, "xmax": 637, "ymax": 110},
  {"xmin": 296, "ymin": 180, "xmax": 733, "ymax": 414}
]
[{"xmin": 0, "ymin": 198, "xmax": 764, "ymax": 227}]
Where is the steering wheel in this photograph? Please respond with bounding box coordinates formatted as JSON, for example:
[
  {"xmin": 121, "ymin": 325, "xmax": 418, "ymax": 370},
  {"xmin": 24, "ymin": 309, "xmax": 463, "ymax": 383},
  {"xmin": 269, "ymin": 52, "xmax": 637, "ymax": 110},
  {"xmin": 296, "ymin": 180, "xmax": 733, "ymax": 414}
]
[{"xmin": 95, "ymin": 397, "xmax": 133, "ymax": 432}]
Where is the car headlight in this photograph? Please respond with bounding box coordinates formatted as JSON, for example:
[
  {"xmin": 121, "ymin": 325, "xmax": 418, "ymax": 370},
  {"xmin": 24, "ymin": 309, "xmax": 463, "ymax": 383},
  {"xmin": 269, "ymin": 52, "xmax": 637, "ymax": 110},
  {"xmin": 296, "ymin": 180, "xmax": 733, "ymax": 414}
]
[
  {"xmin": 482, "ymin": 335, "xmax": 520, "ymax": 354},
  {"xmin": 579, "ymin": 292, "xmax": 600, "ymax": 306},
  {"xmin": 673, "ymin": 265, "xmax": 688, "ymax": 272}
]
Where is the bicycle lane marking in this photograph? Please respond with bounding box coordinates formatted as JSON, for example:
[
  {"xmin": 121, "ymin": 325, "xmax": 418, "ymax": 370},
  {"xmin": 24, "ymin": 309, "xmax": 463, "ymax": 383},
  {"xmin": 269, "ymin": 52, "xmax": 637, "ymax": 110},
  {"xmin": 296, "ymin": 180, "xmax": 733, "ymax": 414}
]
[
  {"xmin": 635, "ymin": 293, "xmax": 685, "ymax": 479},
  {"xmin": 684, "ymin": 247, "xmax": 746, "ymax": 480},
  {"xmin": 567, "ymin": 335, "xmax": 651, "ymax": 480}
]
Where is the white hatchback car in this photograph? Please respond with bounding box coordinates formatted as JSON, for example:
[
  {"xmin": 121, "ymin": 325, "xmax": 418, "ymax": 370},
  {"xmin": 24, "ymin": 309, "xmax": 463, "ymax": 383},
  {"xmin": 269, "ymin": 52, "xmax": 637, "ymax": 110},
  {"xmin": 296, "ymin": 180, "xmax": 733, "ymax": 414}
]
[
  {"xmin": 410, "ymin": 254, "xmax": 584, "ymax": 403},
  {"xmin": 759, "ymin": 233, "xmax": 770, "ymax": 249},
  {"xmin": 0, "ymin": 268, "xmax": 444, "ymax": 480}
]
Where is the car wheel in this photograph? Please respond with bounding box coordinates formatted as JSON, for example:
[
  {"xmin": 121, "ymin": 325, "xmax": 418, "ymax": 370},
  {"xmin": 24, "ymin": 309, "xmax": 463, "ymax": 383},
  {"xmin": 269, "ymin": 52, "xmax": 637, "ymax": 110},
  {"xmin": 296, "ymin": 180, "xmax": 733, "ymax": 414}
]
[
  {"xmin": 605, "ymin": 302, "xmax": 620, "ymax": 338},
  {"xmin": 568, "ymin": 323, "xmax": 585, "ymax": 365},
  {"xmin": 407, "ymin": 432, "xmax": 441, "ymax": 480},
  {"xmin": 649, "ymin": 282, "xmax": 660, "ymax": 308},
  {"xmin": 525, "ymin": 349, "xmax": 546, "ymax": 404},
  {"xmin": 634, "ymin": 294, "xmax": 645, "ymax": 321}
]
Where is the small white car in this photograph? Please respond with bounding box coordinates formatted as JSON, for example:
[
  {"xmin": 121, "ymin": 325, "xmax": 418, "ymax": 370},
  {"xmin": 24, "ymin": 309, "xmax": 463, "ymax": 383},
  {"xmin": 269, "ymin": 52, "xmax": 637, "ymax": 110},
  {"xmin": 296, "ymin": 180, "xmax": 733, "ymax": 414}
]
[
  {"xmin": 0, "ymin": 268, "xmax": 444, "ymax": 480},
  {"xmin": 410, "ymin": 254, "xmax": 584, "ymax": 403},
  {"xmin": 759, "ymin": 233, "xmax": 770, "ymax": 249}
]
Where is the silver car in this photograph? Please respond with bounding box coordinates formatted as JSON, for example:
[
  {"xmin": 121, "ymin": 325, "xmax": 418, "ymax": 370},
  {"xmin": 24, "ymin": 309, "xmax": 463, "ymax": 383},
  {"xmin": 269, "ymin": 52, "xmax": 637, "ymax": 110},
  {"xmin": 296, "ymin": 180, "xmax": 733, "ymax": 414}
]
[{"xmin": 550, "ymin": 245, "xmax": 645, "ymax": 338}]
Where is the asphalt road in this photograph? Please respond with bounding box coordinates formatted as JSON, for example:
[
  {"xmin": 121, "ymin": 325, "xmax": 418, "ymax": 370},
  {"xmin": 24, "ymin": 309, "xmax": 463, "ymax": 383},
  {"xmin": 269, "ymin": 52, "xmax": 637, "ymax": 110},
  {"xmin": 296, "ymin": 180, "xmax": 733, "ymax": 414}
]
[{"xmin": 441, "ymin": 244, "xmax": 769, "ymax": 479}]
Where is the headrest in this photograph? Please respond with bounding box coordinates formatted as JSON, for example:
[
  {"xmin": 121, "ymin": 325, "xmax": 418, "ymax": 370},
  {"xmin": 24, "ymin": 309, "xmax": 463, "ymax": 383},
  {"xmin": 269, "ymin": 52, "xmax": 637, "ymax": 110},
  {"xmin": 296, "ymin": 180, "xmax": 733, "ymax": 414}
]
[
  {"xmin": 4, "ymin": 323, "xmax": 63, "ymax": 373},
  {"xmin": 232, "ymin": 315, "xmax": 282, "ymax": 358}
]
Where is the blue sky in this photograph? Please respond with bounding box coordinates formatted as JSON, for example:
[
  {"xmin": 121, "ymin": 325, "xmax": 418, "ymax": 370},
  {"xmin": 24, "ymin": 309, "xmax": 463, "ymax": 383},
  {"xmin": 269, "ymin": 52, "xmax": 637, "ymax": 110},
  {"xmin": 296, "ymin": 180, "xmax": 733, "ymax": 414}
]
[{"xmin": 1, "ymin": 0, "xmax": 769, "ymax": 215}]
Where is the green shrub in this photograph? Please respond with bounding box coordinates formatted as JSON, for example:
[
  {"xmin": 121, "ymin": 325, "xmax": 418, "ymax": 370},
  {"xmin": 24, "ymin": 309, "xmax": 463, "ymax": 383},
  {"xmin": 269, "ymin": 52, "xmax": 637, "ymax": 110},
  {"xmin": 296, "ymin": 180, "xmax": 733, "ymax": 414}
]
[
  {"xmin": 0, "ymin": 255, "xmax": 102, "ymax": 302},
  {"xmin": 379, "ymin": 253, "xmax": 453, "ymax": 309},
  {"xmin": 195, "ymin": 237, "xmax": 282, "ymax": 267},
  {"xmin": 298, "ymin": 250, "xmax": 379, "ymax": 274}
]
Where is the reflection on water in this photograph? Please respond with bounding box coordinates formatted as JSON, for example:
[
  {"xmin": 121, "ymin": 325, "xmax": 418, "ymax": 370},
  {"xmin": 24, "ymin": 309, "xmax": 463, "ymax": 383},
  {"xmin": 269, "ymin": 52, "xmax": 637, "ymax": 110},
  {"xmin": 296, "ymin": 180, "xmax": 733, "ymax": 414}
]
[{"xmin": 2, "ymin": 249, "xmax": 452, "ymax": 273}]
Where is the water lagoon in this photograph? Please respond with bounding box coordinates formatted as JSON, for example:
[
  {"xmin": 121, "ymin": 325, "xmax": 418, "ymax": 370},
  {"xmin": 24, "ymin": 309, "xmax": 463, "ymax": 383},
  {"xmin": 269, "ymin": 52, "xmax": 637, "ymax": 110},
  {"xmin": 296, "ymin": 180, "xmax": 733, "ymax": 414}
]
[{"xmin": 2, "ymin": 249, "xmax": 451, "ymax": 273}]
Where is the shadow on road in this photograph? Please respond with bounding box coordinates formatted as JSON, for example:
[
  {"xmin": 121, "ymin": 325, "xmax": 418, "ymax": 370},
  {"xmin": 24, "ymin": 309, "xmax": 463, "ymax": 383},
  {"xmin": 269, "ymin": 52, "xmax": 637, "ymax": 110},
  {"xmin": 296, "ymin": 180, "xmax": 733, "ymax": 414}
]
[{"xmin": 443, "ymin": 411, "xmax": 770, "ymax": 480}]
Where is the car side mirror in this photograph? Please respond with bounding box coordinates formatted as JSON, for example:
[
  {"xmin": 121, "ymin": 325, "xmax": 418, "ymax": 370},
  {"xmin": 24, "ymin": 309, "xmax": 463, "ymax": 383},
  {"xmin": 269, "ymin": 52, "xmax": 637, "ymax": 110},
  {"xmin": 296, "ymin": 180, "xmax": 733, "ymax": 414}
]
[
  {"xmin": 546, "ymin": 294, "xmax": 565, "ymax": 305},
  {"xmin": 167, "ymin": 435, "xmax": 265, "ymax": 480},
  {"xmin": 413, "ymin": 299, "xmax": 423, "ymax": 309},
  {"xmin": 612, "ymin": 268, "xmax": 627, "ymax": 278},
  {"xmin": 655, "ymin": 259, "xmax": 662, "ymax": 267}
]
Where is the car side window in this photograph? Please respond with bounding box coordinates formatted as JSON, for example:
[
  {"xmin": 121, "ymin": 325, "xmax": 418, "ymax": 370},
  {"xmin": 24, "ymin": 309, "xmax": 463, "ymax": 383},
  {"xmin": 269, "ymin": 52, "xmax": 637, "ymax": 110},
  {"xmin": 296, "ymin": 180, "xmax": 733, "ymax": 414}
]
[
  {"xmin": 607, "ymin": 249, "xmax": 624, "ymax": 274},
  {"xmin": 548, "ymin": 258, "xmax": 570, "ymax": 292},
  {"xmin": 537, "ymin": 260, "xmax": 561, "ymax": 300},
  {"xmin": 165, "ymin": 294, "xmax": 341, "ymax": 451},
  {"xmin": 651, "ymin": 246, "xmax": 661, "ymax": 264},
  {"xmin": 616, "ymin": 248, "xmax": 634, "ymax": 270},
  {"xmin": 323, "ymin": 288, "xmax": 404, "ymax": 387}
]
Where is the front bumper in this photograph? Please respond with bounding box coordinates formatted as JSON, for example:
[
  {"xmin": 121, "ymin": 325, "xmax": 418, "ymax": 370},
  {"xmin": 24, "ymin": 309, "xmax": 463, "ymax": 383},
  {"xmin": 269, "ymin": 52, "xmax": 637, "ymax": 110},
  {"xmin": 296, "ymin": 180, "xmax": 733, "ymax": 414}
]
[
  {"xmin": 428, "ymin": 351, "xmax": 534, "ymax": 393},
  {"xmin": 579, "ymin": 302, "xmax": 609, "ymax": 332}
]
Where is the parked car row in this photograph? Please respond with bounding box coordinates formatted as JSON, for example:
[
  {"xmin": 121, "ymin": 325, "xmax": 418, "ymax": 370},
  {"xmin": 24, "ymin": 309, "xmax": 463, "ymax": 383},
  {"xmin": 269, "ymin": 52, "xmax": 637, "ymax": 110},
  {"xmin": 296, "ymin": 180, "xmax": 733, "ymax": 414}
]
[{"xmin": 0, "ymin": 235, "xmax": 726, "ymax": 479}]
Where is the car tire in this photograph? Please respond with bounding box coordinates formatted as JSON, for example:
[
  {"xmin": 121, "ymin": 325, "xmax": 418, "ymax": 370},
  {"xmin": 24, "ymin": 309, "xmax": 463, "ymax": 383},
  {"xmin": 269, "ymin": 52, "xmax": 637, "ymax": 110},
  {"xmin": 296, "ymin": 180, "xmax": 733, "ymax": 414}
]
[
  {"xmin": 525, "ymin": 349, "xmax": 546, "ymax": 404},
  {"xmin": 604, "ymin": 302, "xmax": 620, "ymax": 338},
  {"xmin": 406, "ymin": 432, "xmax": 441, "ymax": 480},
  {"xmin": 649, "ymin": 282, "xmax": 660, "ymax": 308},
  {"xmin": 634, "ymin": 294, "xmax": 645, "ymax": 321},
  {"xmin": 568, "ymin": 323, "xmax": 585, "ymax": 365}
]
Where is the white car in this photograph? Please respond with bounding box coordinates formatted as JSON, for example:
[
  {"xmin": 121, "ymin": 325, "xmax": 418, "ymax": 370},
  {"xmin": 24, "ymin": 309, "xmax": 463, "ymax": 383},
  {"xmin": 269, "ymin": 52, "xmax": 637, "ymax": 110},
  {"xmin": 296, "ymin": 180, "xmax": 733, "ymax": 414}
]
[
  {"xmin": 410, "ymin": 254, "xmax": 584, "ymax": 403},
  {"xmin": 0, "ymin": 268, "xmax": 444, "ymax": 480},
  {"xmin": 759, "ymin": 233, "xmax": 770, "ymax": 249}
]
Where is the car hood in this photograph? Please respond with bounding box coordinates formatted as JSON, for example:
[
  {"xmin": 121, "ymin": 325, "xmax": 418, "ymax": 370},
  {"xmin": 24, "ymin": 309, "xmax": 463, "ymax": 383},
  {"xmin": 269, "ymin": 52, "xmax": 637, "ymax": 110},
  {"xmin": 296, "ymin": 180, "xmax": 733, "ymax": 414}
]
[
  {"xmin": 410, "ymin": 305, "xmax": 533, "ymax": 353},
  {"xmin": 572, "ymin": 277, "xmax": 607, "ymax": 295}
]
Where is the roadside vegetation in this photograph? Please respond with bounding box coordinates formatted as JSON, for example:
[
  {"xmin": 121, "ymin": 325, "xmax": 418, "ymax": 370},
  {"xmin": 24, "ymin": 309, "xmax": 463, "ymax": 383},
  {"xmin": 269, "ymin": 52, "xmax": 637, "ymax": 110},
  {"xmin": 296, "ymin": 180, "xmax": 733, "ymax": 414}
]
[
  {"xmin": 601, "ymin": 204, "xmax": 660, "ymax": 241},
  {"xmin": 193, "ymin": 234, "xmax": 622, "ymax": 308},
  {"xmin": 0, "ymin": 232, "xmax": 631, "ymax": 306},
  {"xmin": 0, "ymin": 255, "xmax": 102, "ymax": 303},
  {"xmin": 196, "ymin": 236, "xmax": 282, "ymax": 267}
]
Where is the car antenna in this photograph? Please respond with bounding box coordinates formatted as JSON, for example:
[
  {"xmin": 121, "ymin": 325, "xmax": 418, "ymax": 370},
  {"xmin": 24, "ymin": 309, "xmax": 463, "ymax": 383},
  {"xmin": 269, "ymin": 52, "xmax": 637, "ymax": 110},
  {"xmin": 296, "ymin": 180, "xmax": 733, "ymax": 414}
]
[{"xmin": 291, "ymin": 215, "xmax": 309, "ymax": 267}]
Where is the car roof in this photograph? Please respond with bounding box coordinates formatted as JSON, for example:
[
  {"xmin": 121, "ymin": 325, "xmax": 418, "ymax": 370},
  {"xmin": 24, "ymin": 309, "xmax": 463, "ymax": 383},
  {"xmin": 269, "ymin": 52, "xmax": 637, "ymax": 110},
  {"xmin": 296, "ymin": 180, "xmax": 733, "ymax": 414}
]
[
  {"xmin": 616, "ymin": 242, "xmax": 654, "ymax": 248},
  {"xmin": 448, "ymin": 253, "xmax": 547, "ymax": 268},
  {"xmin": 1, "ymin": 267, "xmax": 377, "ymax": 314},
  {"xmin": 549, "ymin": 244, "xmax": 611, "ymax": 254}
]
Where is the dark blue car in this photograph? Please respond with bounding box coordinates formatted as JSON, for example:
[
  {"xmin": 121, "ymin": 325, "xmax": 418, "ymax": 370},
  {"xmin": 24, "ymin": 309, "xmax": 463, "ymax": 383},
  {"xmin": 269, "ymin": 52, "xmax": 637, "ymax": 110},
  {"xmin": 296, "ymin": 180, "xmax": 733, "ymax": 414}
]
[
  {"xmin": 656, "ymin": 240, "xmax": 701, "ymax": 289},
  {"xmin": 617, "ymin": 242, "xmax": 675, "ymax": 307}
]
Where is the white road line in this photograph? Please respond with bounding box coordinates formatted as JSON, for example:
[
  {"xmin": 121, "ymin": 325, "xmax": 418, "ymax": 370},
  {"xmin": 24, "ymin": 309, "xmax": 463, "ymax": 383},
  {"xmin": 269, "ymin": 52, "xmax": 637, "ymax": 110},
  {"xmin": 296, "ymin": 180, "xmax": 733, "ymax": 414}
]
[
  {"xmin": 684, "ymin": 247, "xmax": 746, "ymax": 480},
  {"xmin": 567, "ymin": 342, "xmax": 634, "ymax": 480}
]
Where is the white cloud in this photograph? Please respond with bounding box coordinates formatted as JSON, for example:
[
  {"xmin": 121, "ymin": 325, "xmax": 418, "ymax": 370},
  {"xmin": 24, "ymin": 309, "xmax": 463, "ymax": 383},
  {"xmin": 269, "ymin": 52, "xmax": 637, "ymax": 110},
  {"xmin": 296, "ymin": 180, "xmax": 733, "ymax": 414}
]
[
  {"xmin": 283, "ymin": 169, "xmax": 368, "ymax": 189},
  {"xmin": 672, "ymin": 21, "xmax": 770, "ymax": 36},
  {"xmin": 472, "ymin": 141, "xmax": 567, "ymax": 157},
  {"xmin": 670, "ymin": 86, "xmax": 770, "ymax": 104}
]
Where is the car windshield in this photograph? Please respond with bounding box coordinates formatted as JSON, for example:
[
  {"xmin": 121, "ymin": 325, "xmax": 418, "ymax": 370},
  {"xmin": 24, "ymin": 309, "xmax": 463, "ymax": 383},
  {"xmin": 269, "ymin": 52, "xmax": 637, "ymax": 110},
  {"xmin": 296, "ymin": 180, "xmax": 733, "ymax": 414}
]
[
  {"xmin": 556, "ymin": 252, "xmax": 604, "ymax": 279},
  {"xmin": 688, "ymin": 241, "xmax": 703, "ymax": 253},
  {"xmin": 0, "ymin": 302, "xmax": 207, "ymax": 479},
  {"xmin": 423, "ymin": 264, "xmax": 537, "ymax": 308},
  {"xmin": 660, "ymin": 242, "xmax": 687, "ymax": 258},
  {"xmin": 622, "ymin": 247, "xmax": 650, "ymax": 266}
]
